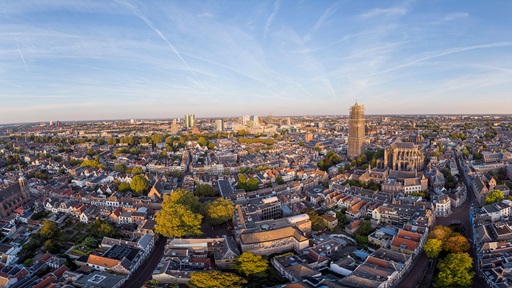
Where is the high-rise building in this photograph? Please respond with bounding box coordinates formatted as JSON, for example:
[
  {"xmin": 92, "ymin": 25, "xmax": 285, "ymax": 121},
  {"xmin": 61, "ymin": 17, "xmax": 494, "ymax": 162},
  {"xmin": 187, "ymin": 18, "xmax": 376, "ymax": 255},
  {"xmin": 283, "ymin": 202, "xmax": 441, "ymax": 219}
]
[
  {"xmin": 171, "ymin": 119, "xmax": 179, "ymax": 134},
  {"xmin": 348, "ymin": 102, "xmax": 366, "ymax": 158},
  {"xmin": 250, "ymin": 115, "xmax": 259, "ymax": 126},
  {"xmin": 305, "ymin": 132, "xmax": 313, "ymax": 142},
  {"xmin": 242, "ymin": 115, "xmax": 250, "ymax": 125},
  {"xmin": 215, "ymin": 119, "xmax": 224, "ymax": 131},
  {"xmin": 184, "ymin": 114, "xmax": 195, "ymax": 129}
]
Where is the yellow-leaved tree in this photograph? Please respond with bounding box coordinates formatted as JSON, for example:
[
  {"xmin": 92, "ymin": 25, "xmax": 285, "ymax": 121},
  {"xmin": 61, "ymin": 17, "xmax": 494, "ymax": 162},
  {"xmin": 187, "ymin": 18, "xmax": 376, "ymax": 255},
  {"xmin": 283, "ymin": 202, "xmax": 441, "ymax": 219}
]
[{"xmin": 155, "ymin": 189, "xmax": 202, "ymax": 237}]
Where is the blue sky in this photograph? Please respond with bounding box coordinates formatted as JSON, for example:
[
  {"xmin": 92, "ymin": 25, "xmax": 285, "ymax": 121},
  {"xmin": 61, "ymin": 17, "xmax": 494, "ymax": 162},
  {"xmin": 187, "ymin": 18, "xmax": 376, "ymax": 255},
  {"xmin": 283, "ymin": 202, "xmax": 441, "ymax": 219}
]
[{"xmin": 1, "ymin": 0, "xmax": 512, "ymax": 123}]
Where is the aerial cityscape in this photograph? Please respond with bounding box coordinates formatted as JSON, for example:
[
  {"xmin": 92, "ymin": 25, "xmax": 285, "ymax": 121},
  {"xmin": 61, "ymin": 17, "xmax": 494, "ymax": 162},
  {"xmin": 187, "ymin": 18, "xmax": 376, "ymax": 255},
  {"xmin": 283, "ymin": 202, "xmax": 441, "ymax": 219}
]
[{"xmin": 1, "ymin": 1, "xmax": 512, "ymax": 288}]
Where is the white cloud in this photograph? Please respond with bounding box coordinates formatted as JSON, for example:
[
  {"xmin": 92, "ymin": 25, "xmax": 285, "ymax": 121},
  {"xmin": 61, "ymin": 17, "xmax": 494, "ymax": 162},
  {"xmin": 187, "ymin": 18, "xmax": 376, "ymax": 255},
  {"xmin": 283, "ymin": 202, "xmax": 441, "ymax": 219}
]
[
  {"xmin": 263, "ymin": 0, "xmax": 281, "ymax": 40},
  {"xmin": 361, "ymin": 7, "xmax": 408, "ymax": 19},
  {"xmin": 444, "ymin": 12, "xmax": 469, "ymax": 21}
]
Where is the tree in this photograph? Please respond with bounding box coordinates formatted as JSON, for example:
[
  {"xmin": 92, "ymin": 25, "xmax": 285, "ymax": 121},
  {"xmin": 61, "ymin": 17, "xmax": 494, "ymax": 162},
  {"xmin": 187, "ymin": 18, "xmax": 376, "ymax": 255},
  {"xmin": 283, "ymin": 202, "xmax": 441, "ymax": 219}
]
[
  {"xmin": 424, "ymin": 238, "xmax": 443, "ymax": 258},
  {"xmin": 80, "ymin": 159, "xmax": 104, "ymax": 168},
  {"xmin": 89, "ymin": 219, "xmax": 116, "ymax": 238},
  {"xmin": 335, "ymin": 208, "xmax": 349, "ymax": 228},
  {"xmin": 195, "ymin": 184, "xmax": 216, "ymax": 197},
  {"xmin": 317, "ymin": 151, "xmax": 342, "ymax": 171},
  {"xmin": 276, "ymin": 175, "xmax": 285, "ymax": 185},
  {"xmin": 155, "ymin": 194, "xmax": 203, "ymax": 238},
  {"xmin": 354, "ymin": 234, "xmax": 369, "ymax": 246},
  {"xmin": 429, "ymin": 225, "xmax": 452, "ymax": 242},
  {"xmin": 435, "ymin": 253, "xmax": 474, "ymax": 288},
  {"xmin": 151, "ymin": 133, "xmax": 163, "ymax": 144},
  {"xmin": 43, "ymin": 239, "xmax": 60, "ymax": 253},
  {"xmin": 206, "ymin": 198, "xmax": 235, "ymax": 225},
  {"xmin": 131, "ymin": 166, "xmax": 143, "ymax": 175},
  {"xmin": 82, "ymin": 236, "xmax": 98, "ymax": 249},
  {"xmin": 118, "ymin": 182, "xmax": 131, "ymax": 192},
  {"xmin": 23, "ymin": 258, "xmax": 33, "ymax": 267},
  {"xmin": 358, "ymin": 220, "xmax": 373, "ymax": 236},
  {"xmin": 168, "ymin": 188, "xmax": 200, "ymax": 212},
  {"xmin": 443, "ymin": 235, "xmax": 470, "ymax": 253},
  {"xmin": 198, "ymin": 137, "xmax": 208, "ymax": 147},
  {"xmin": 232, "ymin": 252, "xmax": 268, "ymax": 277},
  {"xmin": 130, "ymin": 174, "xmax": 149, "ymax": 195},
  {"xmin": 485, "ymin": 190, "xmax": 504, "ymax": 205},
  {"xmin": 107, "ymin": 138, "xmax": 117, "ymax": 145},
  {"xmin": 113, "ymin": 163, "xmax": 126, "ymax": 173},
  {"xmin": 246, "ymin": 178, "xmax": 259, "ymax": 191},
  {"xmin": 189, "ymin": 271, "xmax": 247, "ymax": 288},
  {"xmin": 40, "ymin": 220, "xmax": 60, "ymax": 240},
  {"xmin": 207, "ymin": 142, "xmax": 216, "ymax": 149},
  {"xmin": 306, "ymin": 209, "xmax": 327, "ymax": 231},
  {"xmin": 145, "ymin": 279, "xmax": 160, "ymax": 287}
]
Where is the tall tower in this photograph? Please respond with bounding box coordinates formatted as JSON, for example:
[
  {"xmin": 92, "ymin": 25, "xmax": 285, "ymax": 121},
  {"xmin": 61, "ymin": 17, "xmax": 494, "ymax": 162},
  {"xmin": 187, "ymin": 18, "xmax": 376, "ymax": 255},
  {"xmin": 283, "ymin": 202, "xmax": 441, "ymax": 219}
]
[
  {"xmin": 348, "ymin": 101, "xmax": 366, "ymax": 158},
  {"xmin": 214, "ymin": 119, "xmax": 224, "ymax": 131},
  {"xmin": 171, "ymin": 119, "xmax": 179, "ymax": 134},
  {"xmin": 184, "ymin": 114, "xmax": 195, "ymax": 129}
]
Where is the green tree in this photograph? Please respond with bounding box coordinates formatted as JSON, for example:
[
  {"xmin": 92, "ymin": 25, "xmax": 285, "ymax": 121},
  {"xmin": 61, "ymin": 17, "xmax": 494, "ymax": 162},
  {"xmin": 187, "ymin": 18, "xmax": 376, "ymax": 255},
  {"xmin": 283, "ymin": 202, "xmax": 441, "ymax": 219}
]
[
  {"xmin": 113, "ymin": 163, "xmax": 126, "ymax": 173},
  {"xmin": 40, "ymin": 220, "xmax": 60, "ymax": 240},
  {"xmin": 155, "ymin": 202, "xmax": 203, "ymax": 238},
  {"xmin": 317, "ymin": 151, "xmax": 342, "ymax": 171},
  {"xmin": 195, "ymin": 184, "xmax": 216, "ymax": 197},
  {"xmin": 358, "ymin": 220, "xmax": 373, "ymax": 236},
  {"xmin": 168, "ymin": 188, "xmax": 200, "ymax": 212},
  {"xmin": 354, "ymin": 234, "xmax": 369, "ymax": 246},
  {"xmin": 206, "ymin": 198, "xmax": 235, "ymax": 225},
  {"xmin": 189, "ymin": 271, "xmax": 247, "ymax": 288},
  {"xmin": 82, "ymin": 236, "xmax": 98, "ymax": 249},
  {"xmin": 443, "ymin": 235, "xmax": 470, "ymax": 253},
  {"xmin": 145, "ymin": 279, "xmax": 160, "ymax": 287},
  {"xmin": 23, "ymin": 258, "xmax": 33, "ymax": 267},
  {"xmin": 89, "ymin": 219, "xmax": 116, "ymax": 238},
  {"xmin": 424, "ymin": 238, "xmax": 443, "ymax": 258},
  {"xmin": 43, "ymin": 239, "xmax": 60, "ymax": 253},
  {"xmin": 118, "ymin": 182, "xmax": 131, "ymax": 192},
  {"xmin": 246, "ymin": 178, "xmax": 259, "ymax": 191},
  {"xmin": 107, "ymin": 138, "xmax": 117, "ymax": 145},
  {"xmin": 151, "ymin": 133, "xmax": 163, "ymax": 144},
  {"xmin": 485, "ymin": 190, "xmax": 504, "ymax": 205},
  {"xmin": 306, "ymin": 209, "xmax": 327, "ymax": 231},
  {"xmin": 276, "ymin": 175, "xmax": 285, "ymax": 185},
  {"xmin": 435, "ymin": 253, "xmax": 474, "ymax": 288},
  {"xmin": 130, "ymin": 174, "xmax": 149, "ymax": 195},
  {"xmin": 80, "ymin": 159, "xmax": 104, "ymax": 168},
  {"xmin": 131, "ymin": 166, "xmax": 143, "ymax": 175},
  {"xmin": 232, "ymin": 252, "xmax": 268, "ymax": 277}
]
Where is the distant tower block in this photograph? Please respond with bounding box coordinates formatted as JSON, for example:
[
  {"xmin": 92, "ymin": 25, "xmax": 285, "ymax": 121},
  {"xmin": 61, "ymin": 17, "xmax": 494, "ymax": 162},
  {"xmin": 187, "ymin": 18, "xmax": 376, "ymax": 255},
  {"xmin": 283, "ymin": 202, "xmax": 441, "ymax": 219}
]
[
  {"xmin": 305, "ymin": 132, "xmax": 313, "ymax": 143},
  {"xmin": 348, "ymin": 101, "xmax": 366, "ymax": 158}
]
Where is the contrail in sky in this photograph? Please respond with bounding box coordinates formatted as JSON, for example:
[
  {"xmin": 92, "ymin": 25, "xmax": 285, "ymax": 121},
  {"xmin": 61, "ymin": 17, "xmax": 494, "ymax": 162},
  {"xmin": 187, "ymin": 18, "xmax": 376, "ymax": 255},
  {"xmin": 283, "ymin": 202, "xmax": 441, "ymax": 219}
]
[
  {"xmin": 116, "ymin": 0, "xmax": 205, "ymax": 90},
  {"xmin": 16, "ymin": 37, "xmax": 28, "ymax": 72}
]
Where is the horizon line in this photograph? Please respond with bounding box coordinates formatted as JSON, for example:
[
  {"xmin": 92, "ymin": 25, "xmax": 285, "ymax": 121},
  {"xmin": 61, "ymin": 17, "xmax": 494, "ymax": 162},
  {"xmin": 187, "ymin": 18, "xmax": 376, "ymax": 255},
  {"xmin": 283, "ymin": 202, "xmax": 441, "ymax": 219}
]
[{"xmin": 1, "ymin": 113, "xmax": 511, "ymax": 126}]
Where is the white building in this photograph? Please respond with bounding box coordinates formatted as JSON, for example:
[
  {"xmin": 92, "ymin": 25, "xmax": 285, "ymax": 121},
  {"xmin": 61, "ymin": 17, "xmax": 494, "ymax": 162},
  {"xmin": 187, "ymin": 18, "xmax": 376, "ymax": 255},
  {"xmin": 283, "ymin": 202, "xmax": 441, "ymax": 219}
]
[{"xmin": 434, "ymin": 194, "xmax": 452, "ymax": 217}]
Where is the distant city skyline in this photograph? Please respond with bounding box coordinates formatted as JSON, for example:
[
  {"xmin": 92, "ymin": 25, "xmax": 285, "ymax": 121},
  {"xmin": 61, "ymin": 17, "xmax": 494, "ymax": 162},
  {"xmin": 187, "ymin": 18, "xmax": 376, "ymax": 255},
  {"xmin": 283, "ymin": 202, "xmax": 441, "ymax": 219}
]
[{"xmin": 2, "ymin": 1, "xmax": 512, "ymax": 123}]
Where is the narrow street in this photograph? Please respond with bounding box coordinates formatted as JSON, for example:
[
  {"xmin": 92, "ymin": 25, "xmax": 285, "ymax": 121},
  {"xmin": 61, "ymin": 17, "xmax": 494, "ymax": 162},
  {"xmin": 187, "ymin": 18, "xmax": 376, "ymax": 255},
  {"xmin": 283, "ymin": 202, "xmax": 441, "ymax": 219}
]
[
  {"xmin": 121, "ymin": 236, "xmax": 167, "ymax": 288},
  {"xmin": 398, "ymin": 153, "xmax": 487, "ymax": 288},
  {"xmin": 432, "ymin": 153, "xmax": 487, "ymax": 288},
  {"xmin": 395, "ymin": 251, "xmax": 429, "ymax": 288}
]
